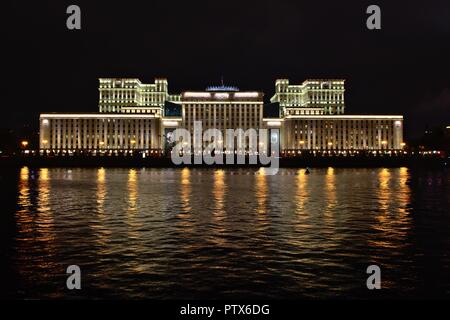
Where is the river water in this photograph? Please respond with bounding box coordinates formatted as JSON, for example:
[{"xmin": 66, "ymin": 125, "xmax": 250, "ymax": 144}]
[{"xmin": 1, "ymin": 167, "xmax": 449, "ymax": 299}]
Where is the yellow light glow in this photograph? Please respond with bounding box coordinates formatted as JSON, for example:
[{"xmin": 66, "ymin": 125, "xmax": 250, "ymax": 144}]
[
  {"xmin": 183, "ymin": 92, "xmax": 211, "ymax": 98},
  {"xmin": 162, "ymin": 121, "xmax": 179, "ymax": 127},
  {"xmin": 234, "ymin": 92, "xmax": 259, "ymax": 98},
  {"xmin": 286, "ymin": 115, "xmax": 403, "ymax": 120},
  {"xmin": 21, "ymin": 140, "xmax": 28, "ymax": 147},
  {"xmin": 40, "ymin": 114, "xmax": 157, "ymax": 119},
  {"xmin": 215, "ymin": 93, "xmax": 229, "ymax": 99},
  {"xmin": 299, "ymin": 140, "xmax": 305, "ymax": 144},
  {"xmin": 381, "ymin": 141, "xmax": 387, "ymax": 145}
]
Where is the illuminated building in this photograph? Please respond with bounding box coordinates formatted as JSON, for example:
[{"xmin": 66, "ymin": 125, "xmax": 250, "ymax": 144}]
[
  {"xmin": 270, "ymin": 79, "xmax": 345, "ymax": 115},
  {"xmin": 268, "ymin": 79, "xmax": 403, "ymax": 151},
  {"xmin": 180, "ymin": 86, "xmax": 264, "ymax": 148},
  {"xmin": 98, "ymin": 78, "xmax": 180, "ymax": 113},
  {"xmin": 39, "ymin": 114, "xmax": 163, "ymax": 154},
  {"xmin": 39, "ymin": 78, "xmax": 404, "ymax": 154},
  {"xmin": 277, "ymin": 115, "xmax": 403, "ymax": 151}
]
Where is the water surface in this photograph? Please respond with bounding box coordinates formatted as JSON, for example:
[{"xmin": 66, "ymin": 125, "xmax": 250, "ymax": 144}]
[{"xmin": 1, "ymin": 167, "xmax": 449, "ymax": 299}]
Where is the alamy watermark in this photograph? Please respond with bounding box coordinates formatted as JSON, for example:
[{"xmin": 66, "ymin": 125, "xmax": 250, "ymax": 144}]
[
  {"xmin": 366, "ymin": 264, "xmax": 381, "ymax": 289},
  {"xmin": 169, "ymin": 122, "xmax": 280, "ymax": 175},
  {"xmin": 366, "ymin": 5, "xmax": 381, "ymax": 30},
  {"xmin": 66, "ymin": 5, "xmax": 81, "ymax": 30},
  {"xmin": 66, "ymin": 5, "xmax": 381, "ymax": 31},
  {"xmin": 66, "ymin": 265, "xmax": 81, "ymax": 290}
]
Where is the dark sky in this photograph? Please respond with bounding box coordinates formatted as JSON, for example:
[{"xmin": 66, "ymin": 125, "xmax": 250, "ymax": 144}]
[{"xmin": 4, "ymin": 0, "xmax": 450, "ymax": 138}]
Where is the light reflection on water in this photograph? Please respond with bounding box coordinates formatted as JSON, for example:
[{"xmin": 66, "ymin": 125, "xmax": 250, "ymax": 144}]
[{"xmin": 6, "ymin": 167, "xmax": 450, "ymax": 299}]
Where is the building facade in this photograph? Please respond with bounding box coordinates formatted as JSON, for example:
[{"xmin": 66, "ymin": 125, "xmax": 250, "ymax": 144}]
[
  {"xmin": 180, "ymin": 87, "xmax": 264, "ymax": 149},
  {"xmin": 39, "ymin": 78, "xmax": 404, "ymax": 154},
  {"xmin": 280, "ymin": 115, "xmax": 403, "ymax": 152},
  {"xmin": 271, "ymin": 79, "xmax": 346, "ymax": 116},
  {"xmin": 39, "ymin": 114, "xmax": 163, "ymax": 155},
  {"xmin": 98, "ymin": 78, "xmax": 181, "ymax": 113}
]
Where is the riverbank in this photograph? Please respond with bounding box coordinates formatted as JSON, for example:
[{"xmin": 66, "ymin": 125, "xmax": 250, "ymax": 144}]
[{"xmin": 0, "ymin": 154, "xmax": 447, "ymax": 168}]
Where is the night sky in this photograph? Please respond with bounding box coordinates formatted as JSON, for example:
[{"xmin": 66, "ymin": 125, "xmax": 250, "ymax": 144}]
[{"xmin": 4, "ymin": 0, "xmax": 450, "ymax": 138}]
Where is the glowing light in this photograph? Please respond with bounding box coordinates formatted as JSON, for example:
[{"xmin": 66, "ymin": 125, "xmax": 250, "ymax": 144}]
[
  {"xmin": 381, "ymin": 141, "xmax": 388, "ymax": 145},
  {"xmin": 286, "ymin": 115, "xmax": 403, "ymax": 120},
  {"xmin": 162, "ymin": 121, "xmax": 179, "ymax": 127},
  {"xmin": 206, "ymin": 85, "xmax": 239, "ymax": 92},
  {"xmin": 215, "ymin": 93, "xmax": 229, "ymax": 99},
  {"xmin": 21, "ymin": 140, "xmax": 28, "ymax": 148},
  {"xmin": 40, "ymin": 114, "xmax": 158, "ymax": 119},
  {"xmin": 234, "ymin": 92, "xmax": 259, "ymax": 98},
  {"xmin": 267, "ymin": 121, "xmax": 281, "ymax": 126},
  {"xmin": 183, "ymin": 92, "xmax": 211, "ymax": 98},
  {"xmin": 299, "ymin": 140, "xmax": 305, "ymax": 145}
]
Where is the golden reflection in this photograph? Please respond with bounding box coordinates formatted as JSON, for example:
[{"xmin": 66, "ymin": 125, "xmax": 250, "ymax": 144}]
[
  {"xmin": 255, "ymin": 170, "xmax": 268, "ymax": 215},
  {"xmin": 36, "ymin": 168, "xmax": 55, "ymax": 244},
  {"xmin": 176, "ymin": 168, "xmax": 194, "ymax": 235},
  {"xmin": 18, "ymin": 167, "xmax": 31, "ymax": 209},
  {"xmin": 96, "ymin": 168, "xmax": 106, "ymax": 214},
  {"xmin": 295, "ymin": 168, "xmax": 308, "ymax": 214},
  {"xmin": 319, "ymin": 167, "xmax": 338, "ymax": 234},
  {"xmin": 127, "ymin": 169, "xmax": 138, "ymax": 215},
  {"xmin": 213, "ymin": 170, "xmax": 226, "ymax": 214},
  {"xmin": 20, "ymin": 166, "xmax": 29, "ymax": 181},
  {"xmin": 254, "ymin": 169, "xmax": 269, "ymax": 234},
  {"xmin": 126, "ymin": 169, "xmax": 144, "ymax": 261},
  {"xmin": 377, "ymin": 168, "xmax": 391, "ymax": 212},
  {"xmin": 16, "ymin": 169, "xmax": 56, "ymax": 274},
  {"xmin": 396, "ymin": 167, "xmax": 411, "ymax": 217},
  {"xmin": 38, "ymin": 168, "xmax": 51, "ymax": 217},
  {"xmin": 92, "ymin": 167, "xmax": 112, "ymax": 247},
  {"xmin": 211, "ymin": 169, "xmax": 227, "ymax": 246},
  {"xmin": 180, "ymin": 168, "xmax": 192, "ymax": 214},
  {"xmin": 16, "ymin": 167, "xmax": 33, "ymax": 240},
  {"xmin": 325, "ymin": 167, "xmax": 336, "ymax": 212},
  {"xmin": 369, "ymin": 168, "xmax": 412, "ymax": 250}
]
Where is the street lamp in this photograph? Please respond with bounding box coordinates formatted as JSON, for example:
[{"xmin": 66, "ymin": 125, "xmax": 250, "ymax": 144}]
[{"xmin": 21, "ymin": 140, "xmax": 29, "ymax": 148}]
